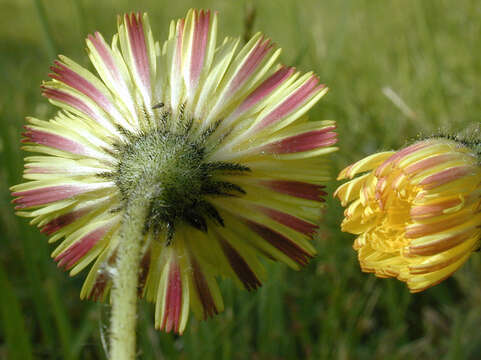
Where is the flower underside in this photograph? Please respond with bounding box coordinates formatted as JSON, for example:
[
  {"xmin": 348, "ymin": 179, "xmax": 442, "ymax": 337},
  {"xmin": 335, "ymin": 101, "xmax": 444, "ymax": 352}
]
[
  {"xmin": 11, "ymin": 10, "xmax": 338, "ymax": 333},
  {"xmin": 109, "ymin": 108, "xmax": 250, "ymax": 244}
]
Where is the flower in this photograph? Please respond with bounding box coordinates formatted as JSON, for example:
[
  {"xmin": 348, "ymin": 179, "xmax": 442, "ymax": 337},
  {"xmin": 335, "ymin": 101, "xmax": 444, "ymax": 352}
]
[
  {"xmin": 11, "ymin": 10, "xmax": 337, "ymax": 333},
  {"xmin": 335, "ymin": 138, "xmax": 481, "ymax": 292}
]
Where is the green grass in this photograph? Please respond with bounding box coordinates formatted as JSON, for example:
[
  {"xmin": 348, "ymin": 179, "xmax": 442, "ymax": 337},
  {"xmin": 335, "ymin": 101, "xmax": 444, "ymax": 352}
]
[{"xmin": 1, "ymin": 0, "xmax": 481, "ymax": 358}]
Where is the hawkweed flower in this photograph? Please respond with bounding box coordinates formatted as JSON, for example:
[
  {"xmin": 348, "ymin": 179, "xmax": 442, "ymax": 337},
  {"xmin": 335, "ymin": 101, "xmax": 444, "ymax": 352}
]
[
  {"xmin": 11, "ymin": 9, "xmax": 337, "ymax": 334},
  {"xmin": 335, "ymin": 138, "xmax": 481, "ymax": 292}
]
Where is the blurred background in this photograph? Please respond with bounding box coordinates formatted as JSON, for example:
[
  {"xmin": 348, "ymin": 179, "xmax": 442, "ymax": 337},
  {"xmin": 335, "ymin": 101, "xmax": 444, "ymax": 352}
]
[{"xmin": 1, "ymin": 0, "xmax": 481, "ymax": 359}]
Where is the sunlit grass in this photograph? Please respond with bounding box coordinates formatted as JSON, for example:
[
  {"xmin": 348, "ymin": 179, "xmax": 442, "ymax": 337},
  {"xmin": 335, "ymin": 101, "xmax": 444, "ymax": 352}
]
[{"xmin": 1, "ymin": 0, "xmax": 481, "ymax": 358}]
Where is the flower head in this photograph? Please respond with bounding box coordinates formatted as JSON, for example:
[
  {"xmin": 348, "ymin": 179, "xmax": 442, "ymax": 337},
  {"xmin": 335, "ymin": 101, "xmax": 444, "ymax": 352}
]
[
  {"xmin": 335, "ymin": 138, "xmax": 481, "ymax": 292},
  {"xmin": 11, "ymin": 10, "xmax": 337, "ymax": 333}
]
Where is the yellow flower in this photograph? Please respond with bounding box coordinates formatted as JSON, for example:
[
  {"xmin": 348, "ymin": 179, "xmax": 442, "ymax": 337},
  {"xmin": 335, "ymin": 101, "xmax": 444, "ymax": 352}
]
[
  {"xmin": 11, "ymin": 10, "xmax": 337, "ymax": 333},
  {"xmin": 335, "ymin": 138, "xmax": 481, "ymax": 292}
]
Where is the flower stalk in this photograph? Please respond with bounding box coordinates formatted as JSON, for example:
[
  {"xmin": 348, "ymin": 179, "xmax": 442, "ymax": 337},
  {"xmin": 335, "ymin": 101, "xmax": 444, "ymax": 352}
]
[{"xmin": 110, "ymin": 187, "xmax": 151, "ymax": 360}]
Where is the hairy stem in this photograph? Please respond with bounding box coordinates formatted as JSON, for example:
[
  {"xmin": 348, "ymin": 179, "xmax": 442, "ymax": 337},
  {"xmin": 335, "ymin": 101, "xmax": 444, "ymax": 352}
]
[{"xmin": 109, "ymin": 189, "xmax": 151, "ymax": 360}]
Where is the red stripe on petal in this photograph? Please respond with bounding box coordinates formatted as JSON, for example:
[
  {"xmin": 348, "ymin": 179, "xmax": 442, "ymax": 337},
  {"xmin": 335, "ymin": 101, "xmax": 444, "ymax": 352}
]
[
  {"xmin": 219, "ymin": 236, "xmax": 261, "ymax": 291},
  {"xmin": 175, "ymin": 19, "xmax": 185, "ymax": 71},
  {"xmin": 228, "ymin": 37, "xmax": 273, "ymax": 95},
  {"xmin": 22, "ymin": 127, "xmax": 90, "ymax": 156},
  {"xmin": 419, "ymin": 166, "xmax": 472, "ymax": 189},
  {"xmin": 404, "ymin": 153, "xmax": 458, "ymax": 175},
  {"xmin": 189, "ymin": 10, "xmax": 210, "ymax": 88},
  {"xmin": 55, "ymin": 225, "xmax": 110, "ymax": 269},
  {"xmin": 245, "ymin": 220, "xmax": 312, "ymax": 266},
  {"xmin": 406, "ymin": 215, "xmax": 469, "ymax": 239},
  {"xmin": 406, "ymin": 230, "xmax": 475, "ymax": 256},
  {"xmin": 126, "ymin": 13, "xmax": 151, "ymax": 93},
  {"xmin": 50, "ymin": 61, "xmax": 114, "ymax": 114},
  {"xmin": 12, "ymin": 183, "xmax": 105, "ymax": 209},
  {"xmin": 137, "ymin": 250, "xmax": 151, "ymax": 296},
  {"xmin": 191, "ymin": 257, "xmax": 218, "ymax": 319},
  {"xmin": 161, "ymin": 260, "xmax": 182, "ymax": 333},
  {"xmin": 264, "ymin": 127, "xmax": 337, "ymax": 154},
  {"xmin": 42, "ymin": 87, "xmax": 99, "ymax": 121},
  {"xmin": 262, "ymin": 180, "xmax": 327, "ymax": 201},
  {"xmin": 375, "ymin": 141, "xmax": 430, "ymax": 176},
  {"xmin": 25, "ymin": 166, "xmax": 56, "ymax": 174},
  {"xmin": 410, "ymin": 198, "xmax": 463, "ymax": 220},
  {"xmin": 41, "ymin": 208, "xmax": 90, "ymax": 235},
  {"xmin": 236, "ymin": 66, "xmax": 295, "ymax": 114},
  {"xmin": 256, "ymin": 76, "xmax": 322, "ymax": 130},
  {"xmin": 88, "ymin": 32, "xmax": 122, "ymax": 84},
  {"xmin": 257, "ymin": 206, "xmax": 318, "ymax": 237},
  {"xmin": 89, "ymin": 272, "xmax": 109, "ymax": 301}
]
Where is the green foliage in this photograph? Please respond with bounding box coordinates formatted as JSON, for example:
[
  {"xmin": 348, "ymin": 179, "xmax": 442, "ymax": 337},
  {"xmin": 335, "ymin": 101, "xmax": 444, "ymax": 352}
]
[{"xmin": 1, "ymin": 0, "xmax": 481, "ymax": 358}]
